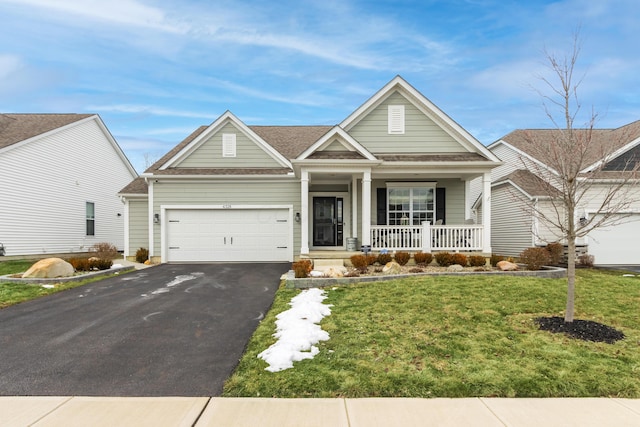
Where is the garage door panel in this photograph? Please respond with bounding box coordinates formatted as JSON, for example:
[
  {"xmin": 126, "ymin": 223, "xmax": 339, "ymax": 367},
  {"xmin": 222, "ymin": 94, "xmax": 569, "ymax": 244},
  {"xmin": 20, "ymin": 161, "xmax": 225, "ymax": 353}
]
[
  {"xmin": 588, "ymin": 214, "xmax": 640, "ymax": 265},
  {"xmin": 166, "ymin": 209, "xmax": 291, "ymax": 262}
]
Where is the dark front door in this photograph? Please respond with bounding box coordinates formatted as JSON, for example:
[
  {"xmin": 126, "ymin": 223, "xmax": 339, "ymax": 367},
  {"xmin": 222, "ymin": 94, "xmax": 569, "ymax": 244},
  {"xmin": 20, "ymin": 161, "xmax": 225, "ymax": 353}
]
[{"xmin": 313, "ymin": 197, "xmax": 343, "ymax": 247}]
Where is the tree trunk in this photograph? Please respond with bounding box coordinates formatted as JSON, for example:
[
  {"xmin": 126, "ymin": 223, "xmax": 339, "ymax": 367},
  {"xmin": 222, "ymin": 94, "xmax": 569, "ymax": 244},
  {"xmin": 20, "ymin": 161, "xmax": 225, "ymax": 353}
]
[{"xmin": 565, "ymin": 238, "xmax": 576, "ymax": 323}]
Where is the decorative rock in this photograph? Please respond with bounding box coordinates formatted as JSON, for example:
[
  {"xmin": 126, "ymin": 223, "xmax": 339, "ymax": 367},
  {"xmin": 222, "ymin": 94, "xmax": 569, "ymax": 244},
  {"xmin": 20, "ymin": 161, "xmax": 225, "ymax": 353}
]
[
  {"xmin": 497, "ymin": 260, "xmax": 519, "ymax": 271},
  {"xmin": 382, "ymin": 261, "xmax": 402, "ymax": 275},
  {"xmin": 22, "ymin": 258, "xmax": 74, "ymax": 278},
  {"xmin": 324, "ymin": 267, "xmax": 346, "ymax": 278},
  {"xmin": 447, "ymin": 264, "xmax": 464, "ymax": 272}
]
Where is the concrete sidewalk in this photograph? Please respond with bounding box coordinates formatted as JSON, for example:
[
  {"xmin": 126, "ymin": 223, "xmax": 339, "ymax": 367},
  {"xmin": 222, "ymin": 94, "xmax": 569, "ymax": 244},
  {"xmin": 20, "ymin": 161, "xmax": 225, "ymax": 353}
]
[{"xmin": 2, "ymin": 397, "xmax": 639, "ymax": 427}]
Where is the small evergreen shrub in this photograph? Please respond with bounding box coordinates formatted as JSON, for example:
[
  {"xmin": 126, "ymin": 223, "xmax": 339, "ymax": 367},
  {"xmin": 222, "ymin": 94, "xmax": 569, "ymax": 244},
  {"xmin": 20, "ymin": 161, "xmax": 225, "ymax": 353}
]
[
  {"xmin": 546, "ymin": 242, "xmax": 564, "ymax": 265},
  {"xmin": 490, "ymin": 254, "xmax": 505, "ymax": 267},
  {"xmin": 520, "ymin": 247, "xmax": 551, "ymax": 271},
  {"xmin": 394, "ymin": 251, "xmax": 410, "ymax": 266},
  {"xmin": 451, "ymin": 253, "xmax": 468, "ymax": 266},
  {"xmin": 350, "ymin": 254, "xmax": 369, "ymax": 273},
  {"xmin": 135, "ymin": 247, "xmax": 149, "ymax": 264},
  {"xmin": 468, "ymin": 255, "xmax": 486, "ymax": 267},
  {"xmin": 366, "ymin": 254, "xmax": 378, "ymax": 266},
  {"xmin": 90, "ymin": 242, "xmax": 119, "ymax": 260},
  {"xmin": 578, "ymin": 253, "xmax": 595, "ymax": 267},
  {"xmin": 90, "ymin": 258, "xmax": 113, "ymax": 270},
  {"xmin": 434, "ymin": 252, "xmax": 454, "ymax": 267},
  {"xmin": 377, "ymin": 253, "xmax": 392, "ymax": 265},
  {"xmin": 413, "ymin": 252, "xmax": 433, "ymax": 266},
  {"xmin": 292, "ymin": 259, "xmax": 313, "ymax": 278}
]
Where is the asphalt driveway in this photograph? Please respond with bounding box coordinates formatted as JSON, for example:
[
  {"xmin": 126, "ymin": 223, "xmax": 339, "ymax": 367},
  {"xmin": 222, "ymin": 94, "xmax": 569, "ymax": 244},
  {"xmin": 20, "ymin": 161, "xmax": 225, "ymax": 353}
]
[{"xmin": 0, "ymin": 263, "xmax": 288, "ymax": 396}]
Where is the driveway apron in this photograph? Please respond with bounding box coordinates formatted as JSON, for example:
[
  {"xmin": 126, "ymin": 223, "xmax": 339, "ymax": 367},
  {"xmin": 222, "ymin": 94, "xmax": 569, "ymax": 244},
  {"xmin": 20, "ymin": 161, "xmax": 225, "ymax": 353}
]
[{"xmin": 0, "ymin": 263, "xmax": 287, "ymax": 396}]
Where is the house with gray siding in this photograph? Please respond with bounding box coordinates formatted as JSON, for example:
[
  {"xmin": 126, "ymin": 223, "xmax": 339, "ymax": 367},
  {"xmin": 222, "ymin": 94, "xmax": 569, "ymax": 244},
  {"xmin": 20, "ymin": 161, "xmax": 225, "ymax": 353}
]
[
  {"xmin": 0, "ymin": 114, "xmax": 138, "ymax": 256},
  {"xmin": 119, "ymin": 76, "xmax": 502, "ymax": 263}
]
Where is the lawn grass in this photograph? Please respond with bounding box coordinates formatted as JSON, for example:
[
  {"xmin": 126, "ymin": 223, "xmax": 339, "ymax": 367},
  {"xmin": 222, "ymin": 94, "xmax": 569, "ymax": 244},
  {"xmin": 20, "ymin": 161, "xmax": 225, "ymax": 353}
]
[
  {"xmin": 223, "ymin": 269, "xmax": 640, "ymax": 398},
  {"xmin": 0, "ymin": 259, "xmax": 121, "ymax": 309}
]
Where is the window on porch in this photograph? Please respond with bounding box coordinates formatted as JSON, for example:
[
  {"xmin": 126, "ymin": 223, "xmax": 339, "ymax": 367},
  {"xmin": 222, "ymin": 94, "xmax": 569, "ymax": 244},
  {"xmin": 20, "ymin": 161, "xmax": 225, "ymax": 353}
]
[{"xmin": 387, "ymin": 187, "xmax": 434, "ymax": 226}]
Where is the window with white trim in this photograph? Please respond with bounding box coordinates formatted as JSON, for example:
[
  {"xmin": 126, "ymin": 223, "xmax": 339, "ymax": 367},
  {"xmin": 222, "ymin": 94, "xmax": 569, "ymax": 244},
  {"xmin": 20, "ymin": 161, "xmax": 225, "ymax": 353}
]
[
  {"xmin": 86, "ymin": 201, "xmax": 95, "ymax": 236},
  {"xmin": 388, "ymin": 105, "xmax": 405, "ymax": 134},
  {"xmin": 222, "ymin": 133, "xmax": 236, "ymax": 157},
  {"xmin": 387, "ymin": 186, "xmax": 434, "ymax": 225}
]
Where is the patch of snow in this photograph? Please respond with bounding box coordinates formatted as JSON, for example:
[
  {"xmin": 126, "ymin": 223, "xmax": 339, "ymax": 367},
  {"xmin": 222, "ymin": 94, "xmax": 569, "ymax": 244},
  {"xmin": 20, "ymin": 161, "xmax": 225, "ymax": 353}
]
[
  {"xmin": 309, "ymin": 270, "xmax": 324, "ymax": 277},
  {"xmin": 41, "ymin": 284, "xmax": 55, "ymax": 289},
  {"xmin": 622, "ymin": 274, "xmax": 636, "ymax": 277},
  {"xmin": 258, "ymin": 288, "xmax": 332, "ymax": 372},
  {"xmin": 111, "ymin": 263, "xmax": 124, "ymax": 269}
]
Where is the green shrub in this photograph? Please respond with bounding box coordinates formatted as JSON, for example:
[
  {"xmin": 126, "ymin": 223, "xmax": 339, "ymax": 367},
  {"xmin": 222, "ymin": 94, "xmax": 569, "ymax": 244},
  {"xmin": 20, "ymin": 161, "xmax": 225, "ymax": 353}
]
[
  {"xmin": 468, "ymin": 255, "xmax": 486, "ymax": 267},
  {"xmin": 394, "ymin": 251, "xmax": 410, "ymax": 266},
  {"xmin": 520, "ymin": 247, "xmax": 551, "ymax": 271},
  {"xmin": 434, "ymin": 252, "xmax": 454, "ymax": 267},
  {"xmin": 90, "ymin": 242, "xmax": 119, "ymax": 260},
  {"xmin": 377, "ymin": 253, "xmax": 392, "ymax": 265},
  {"xmin": 413, "ymin": 252, "xmax": 433, "ymax": 266},
  {"xmin": 546, "ymin": 242, "xmax": 564, "ymax": 265},
  {"xmin": 350, "ymin": 255, "xmax": 369, "ymax": 273},
  {"xmin": 135, "ymin": 247, "xmax": 149, "ymax": 264},
  {"xmin": 90, "ymin": 258, "xmax": 113, "ymax": 270},
  {"xmin": 366, "ymin": 254, "xmax": 378, "ymax": 266},
  {"xmin": 451, "ymin": 253, "xmax": 468, "ymax": 266},
  {"xmin": 292, "ymin": 259, "xmax": 313, "ymax": 278},
  {"xmin": 68, "ymin": 257, "xmax": 91, "ymax": 272},
  {"xmin": 490, "ymin": 254, "xmax": 505, "ymax": 267}
]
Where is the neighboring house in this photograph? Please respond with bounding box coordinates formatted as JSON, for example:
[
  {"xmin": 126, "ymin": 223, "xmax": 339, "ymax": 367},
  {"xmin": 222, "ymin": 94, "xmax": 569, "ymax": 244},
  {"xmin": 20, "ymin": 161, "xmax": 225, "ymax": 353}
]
[
  {"xmin": 473, "ymin": 120, "xmax": 640, "ymax": 264},
  {"xmin": 118, "ymin": 76, "xmax": 502, "ymax": 263},
  {"xmin": 0, "ymin": 114, "xmax": 138, "ymax": 256}
]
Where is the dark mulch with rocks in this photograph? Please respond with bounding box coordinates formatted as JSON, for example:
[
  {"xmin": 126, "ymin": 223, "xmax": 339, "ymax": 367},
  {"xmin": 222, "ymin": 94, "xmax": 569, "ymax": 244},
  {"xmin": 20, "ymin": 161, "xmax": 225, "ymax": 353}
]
[{"xmin": 535, "ymin": 316, "xmax": 625, "ymax": 344}]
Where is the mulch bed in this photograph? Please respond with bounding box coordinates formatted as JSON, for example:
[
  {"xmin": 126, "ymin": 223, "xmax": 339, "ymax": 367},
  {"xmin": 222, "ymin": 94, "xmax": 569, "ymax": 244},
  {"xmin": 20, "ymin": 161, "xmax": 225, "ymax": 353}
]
[{"xmin": 535, "ymin": 316, "xmax": 625, "ymax": 344}]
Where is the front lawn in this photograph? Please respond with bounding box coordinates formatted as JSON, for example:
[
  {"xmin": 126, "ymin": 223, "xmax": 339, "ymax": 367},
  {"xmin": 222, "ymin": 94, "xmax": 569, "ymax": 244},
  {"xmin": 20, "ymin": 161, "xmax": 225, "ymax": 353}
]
[
  {"xmin": 0, "ymin": 260, "xmax": 121, "ymax": 309},
  {"xmin": 223, "ymin": 269, "xmax": 640, "ymax": 398}
]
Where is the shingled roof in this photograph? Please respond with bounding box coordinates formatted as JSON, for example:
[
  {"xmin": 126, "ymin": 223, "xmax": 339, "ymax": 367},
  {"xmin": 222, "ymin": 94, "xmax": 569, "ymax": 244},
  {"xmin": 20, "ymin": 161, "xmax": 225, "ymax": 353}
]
[{"xmin": 0, "ymin": 113, "xmax": 93, "ymax": 149}]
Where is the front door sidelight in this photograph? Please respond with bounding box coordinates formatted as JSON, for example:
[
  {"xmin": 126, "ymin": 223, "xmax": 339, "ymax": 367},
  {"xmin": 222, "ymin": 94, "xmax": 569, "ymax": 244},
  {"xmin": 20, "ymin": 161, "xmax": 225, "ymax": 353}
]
[{"xmin": 313, "ymin": 197, "xmax": 344, "ymax": 247}]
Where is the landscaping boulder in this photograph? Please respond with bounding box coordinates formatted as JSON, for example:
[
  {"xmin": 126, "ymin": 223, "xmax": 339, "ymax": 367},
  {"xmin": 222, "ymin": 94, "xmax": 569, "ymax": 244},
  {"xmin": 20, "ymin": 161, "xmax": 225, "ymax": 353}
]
[
  {"xmin": 22, "ymin": 258, "xmax": 74, "ymax": 278},
  {"xmin": 447, "ymin": 264, "xmax": 464, "ymax": 272},
  {"xmin": 497, "ymin": 260, "xmax": 519, "ymax": 271},
  {"xmin": 382, "ymin": 261, "xmax": 402, "ymax": 275},
  {"xmin": 324, "ymin": 267, "xmax": 346, "ymax": 278}
]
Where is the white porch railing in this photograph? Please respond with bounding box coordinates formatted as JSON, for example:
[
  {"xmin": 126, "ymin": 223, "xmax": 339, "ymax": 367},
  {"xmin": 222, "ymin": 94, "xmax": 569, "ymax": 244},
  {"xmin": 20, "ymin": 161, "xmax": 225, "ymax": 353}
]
[{"xmin": 370, "ymin": 223, "xmax": 484, "ymax": 252}]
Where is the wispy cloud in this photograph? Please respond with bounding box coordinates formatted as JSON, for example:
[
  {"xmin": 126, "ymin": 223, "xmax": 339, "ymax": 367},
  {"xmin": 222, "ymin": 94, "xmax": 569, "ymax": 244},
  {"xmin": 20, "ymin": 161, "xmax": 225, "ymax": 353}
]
[{"xmin": 86, "ymin": 104, "xmax": 213, "ymax": 119}]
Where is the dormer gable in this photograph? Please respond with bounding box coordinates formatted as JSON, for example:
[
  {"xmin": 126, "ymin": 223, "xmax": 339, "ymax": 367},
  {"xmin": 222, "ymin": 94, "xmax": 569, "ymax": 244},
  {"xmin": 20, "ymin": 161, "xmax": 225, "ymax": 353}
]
[
  {"xmin": 296, "ymin": 126, "xmax": 377, "ymax": 161},
  {"xmin": 158, "ymin": 111, "xmax": 291, "ymax": 170}
]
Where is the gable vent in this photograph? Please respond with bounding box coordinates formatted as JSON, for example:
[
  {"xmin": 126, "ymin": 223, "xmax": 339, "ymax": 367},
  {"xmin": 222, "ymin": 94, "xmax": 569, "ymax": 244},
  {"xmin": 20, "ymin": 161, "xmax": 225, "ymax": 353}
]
[
  {"xmin": 222, "ymin": 133, "xmax": 236, "ymax": 157},
  {"xmin": 388, "ymin": 105, "xmax": 405, "ymax": 134}
]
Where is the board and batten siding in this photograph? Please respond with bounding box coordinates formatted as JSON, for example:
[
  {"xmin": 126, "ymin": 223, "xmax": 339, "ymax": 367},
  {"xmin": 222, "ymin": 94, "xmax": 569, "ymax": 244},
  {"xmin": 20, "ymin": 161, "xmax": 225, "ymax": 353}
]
[
  {"xmin": 174, "ymin": 122, "xmax": 283, "ymax": 169},
  {"xmin": 151, "ymin": 179, "xmax": 301, "ymax": 257},
  {"xmin": 490, "ymin": 185, "xmax": 534, "ymax": 257},
  {"xmin": 0, "ymin": 118, "xmax": 136, "ymax": 256},
  {"xmin": 126, "ymin": 199, "xmax": 149, "ymax": 257},
  {"xmin": 348, "ymin": 91, "xmax": 467, "ymax": 154}
]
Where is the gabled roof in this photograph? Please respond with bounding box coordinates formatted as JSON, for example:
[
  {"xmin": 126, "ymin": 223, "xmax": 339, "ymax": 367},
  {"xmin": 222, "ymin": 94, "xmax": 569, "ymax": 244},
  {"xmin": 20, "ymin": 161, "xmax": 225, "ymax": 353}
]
[
  {"xmin": 340, "ymin": 75, "xmax": 501, "ymax": 163},
  {"xmin": 497, "ymin": 119, "xmax": 640, "ymax": 173},
  {"xmin": 0, "ymin": 113, "xmax": 93, "ymax": 150},
  {"xmin": 296, "ymin": 126, "xmax": 377, "ymax": 161},
  {"xmin": 493, "ymin": 169, "xmax": 561, "ymax": 198}
]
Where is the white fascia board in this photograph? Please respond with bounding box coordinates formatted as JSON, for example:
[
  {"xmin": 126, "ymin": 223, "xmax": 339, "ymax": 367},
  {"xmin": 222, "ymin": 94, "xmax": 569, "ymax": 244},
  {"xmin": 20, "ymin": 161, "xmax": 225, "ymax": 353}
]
[
  {"xmin": 297, "ymin": 126, "xmax": 377, "ymax": 161},
  {"xmin": 580, "ymin": 136, "xmax": 640, "ymax": 173},
  {"xmin": 146, "ymin": 175, "xmax": 298, "ymax": 182},
  {"xmin": 158, "ymin": 111, "xmax": 292, "ymax": 170},
  {"xmin": 340, "ymin": 76, "xmax": 501, "ymax": 163}
]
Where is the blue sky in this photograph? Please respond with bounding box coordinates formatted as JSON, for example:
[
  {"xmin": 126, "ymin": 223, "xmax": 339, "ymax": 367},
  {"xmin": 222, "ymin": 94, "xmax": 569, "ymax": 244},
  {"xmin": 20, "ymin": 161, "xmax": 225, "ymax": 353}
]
[{"xmin": 1, "ymin": 0, "xmax": 639, "ymax": 173}]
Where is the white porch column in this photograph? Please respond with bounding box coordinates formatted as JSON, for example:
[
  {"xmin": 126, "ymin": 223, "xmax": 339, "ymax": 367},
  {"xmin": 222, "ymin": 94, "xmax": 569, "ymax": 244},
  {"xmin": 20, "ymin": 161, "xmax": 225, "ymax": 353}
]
[
  {"xmin": 422, "ymin": 221, "xmax": 432, "ymax": 252},
  {"xmin": 352, "ymin": 175, "xmax": 358, "ymax": 239},
  {"xmin": 148, "ymin": 179, "xmax": 155, "ymax": 259},
  {"xmin": 361, "ymin": 170, "xmax": 371, "ymax": 246},
  {"xmin": 465, "ymin": 178, "xmax": 472, "ymax": 220},
  {"xmin": 300, "ymin": 169, "xmax": 310, "ymax": 255},
  {"xmin": 482, "ymin": 172, "xmax": 492, "ymax": 253}
]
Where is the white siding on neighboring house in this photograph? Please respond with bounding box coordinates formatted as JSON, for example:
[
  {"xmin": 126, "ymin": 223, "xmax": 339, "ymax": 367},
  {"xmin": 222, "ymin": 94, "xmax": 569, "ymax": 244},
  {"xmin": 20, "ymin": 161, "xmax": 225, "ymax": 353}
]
[
  {"xmin": 490, "ymin": 184, "xmax": 534, "ymax": 257},
  {"xmin": 0, "ymin": 118, "xmax": 137, "ymax": 255}
]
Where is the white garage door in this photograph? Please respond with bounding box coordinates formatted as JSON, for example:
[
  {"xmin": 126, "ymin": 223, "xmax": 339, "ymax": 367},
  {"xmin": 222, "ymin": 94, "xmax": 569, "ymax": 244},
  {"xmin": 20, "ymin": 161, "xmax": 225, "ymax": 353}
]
[
  {"xmin": 587, "ymin": 214, "xmax": 640, "ymax": 265},
  {"xmin": 166, "ymin": 208, "xmax": 291, "ymax": 262}
]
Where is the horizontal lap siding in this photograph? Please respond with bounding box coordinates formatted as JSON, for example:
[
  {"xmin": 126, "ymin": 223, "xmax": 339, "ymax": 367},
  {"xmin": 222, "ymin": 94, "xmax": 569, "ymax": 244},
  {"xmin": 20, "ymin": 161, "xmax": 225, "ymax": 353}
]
[
  {"xmin": 349, "ymin": 91, "xmax": 466, "ymax": 153},
  {"xmin": 176, "ymin": 122, "xmax": 282, "ymax": 168},
  {"xmin": 491, "ymin": 185, "xmax": 533, "ymax": 257},
  {"xmin": 127, "ymin": 199, "xmax": 148, "ymax": 255},
  {"xmin": 0, "ymin": 120, "xmax": 135, "ymax": 255},
  {"xmin": 152, "ymin": 180, "xmax": 300, "ymax": 256}
]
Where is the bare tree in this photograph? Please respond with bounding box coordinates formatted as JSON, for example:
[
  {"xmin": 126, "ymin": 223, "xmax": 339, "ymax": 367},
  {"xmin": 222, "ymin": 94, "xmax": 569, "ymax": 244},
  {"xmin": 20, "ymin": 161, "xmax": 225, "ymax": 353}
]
[{"xmin": 516, "ymin": 34, "xmax": 640, "ymax": 323}]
